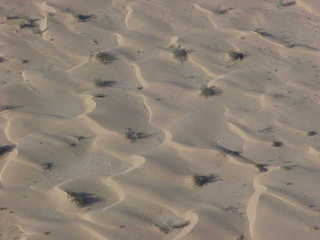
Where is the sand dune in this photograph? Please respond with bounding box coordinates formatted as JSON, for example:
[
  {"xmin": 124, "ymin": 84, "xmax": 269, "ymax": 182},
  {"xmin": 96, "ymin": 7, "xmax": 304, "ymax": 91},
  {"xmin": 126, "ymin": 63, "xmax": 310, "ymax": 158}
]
[{"xmin": 0, "ymin": 0, "xmax": 319, "ymax": 239}]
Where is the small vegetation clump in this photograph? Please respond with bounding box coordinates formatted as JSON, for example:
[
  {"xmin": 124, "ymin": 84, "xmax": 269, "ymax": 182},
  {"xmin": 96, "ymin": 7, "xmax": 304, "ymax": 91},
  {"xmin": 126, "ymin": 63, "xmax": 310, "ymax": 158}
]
[
  {"xmin": 155, "ymin": 220, "xmax": 190, "ymax": 234},
  {"xmin": 255, "ymin": 164, "xmax": 268, "ymax": 173},
  {"xmin": 77, "ymin": 14, "xmax": 95, "ymax": 22},
  {"xmin": 66, "ymin": 191, "xmax": 102, "ymax": 208},
  {"xmin": 236, "ymin": 235, "xmax": 246, "ymax": 240},
  {"xmin": 228, "ymin": 50, "xmax": 246, "ymax": 61},
  {"xmin": 171, "ymin": 45, "xmax": 191, "ymax": 63},
  {"xmin": 94, "ymin": 79, "xmax": 116, "ymax": 88},
  {"xmin": 96, "ymin": 51, "xmax": 117, "ymax": 64},
  {"xmin": 213, "ymin": 7, "xmax": 233, "ymax": 15},
  {"xmin": 125, "ymin": 128, "xmax": 150, "ymax": 142},
  {"xmin": 278, "ymin": 0, "xmax": 296, "ymax": 7},
  {"xmin": 193, "ymin": 174, "xmax": 221, "ymax": 187},
  {"xmin": 215, "ymin": 145, "xmax": 241, "ymax": 157},
  {"xmin": 41, "ymin": 162, "xmax": 54, "ymax": 171},
  {"xmin": 200, "ymin": 85, "xmax": 222, "ymax": 97},
  {"xmin": 254, "ymin": 29, "xmax": 274, "ymax": 38},
  {"xmin": 6, "ymin": 16, "xmax": 21, "ymax": 20},
  {"xmin": 94, "ymin": 93, "xmax": 107, "ymax": 98},
  {"xmin": 0, "ymin": 145, "xmax": 16, "ymax": 156},
  {"xmin": 307, "ymin": 131, "xmax": 317, "ymax": 136},
  {"xmin": 0, "ymin": 105, "xmax": 19, "ymax": 111},
  {"xmin": 19, "ymin": 18, "xmax": 42, "ymax": 34},
  {"xmin": 0, "ymin": 57, "xmax": 6, "ymax": 63},
  {"xmin": 272, "ymin": 141, "xmax": 283, "ymax": 147},
  {"xmin": 281, "ymin": 165, "xmax": 297, "ymax": 170}
]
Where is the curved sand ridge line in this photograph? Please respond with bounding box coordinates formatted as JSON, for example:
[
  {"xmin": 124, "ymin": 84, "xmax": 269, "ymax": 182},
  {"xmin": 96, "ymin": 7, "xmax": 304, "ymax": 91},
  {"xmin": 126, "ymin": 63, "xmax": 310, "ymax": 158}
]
[{"xmin": 0, "ymin": 0, "xmax": 320, "ymax": 239}]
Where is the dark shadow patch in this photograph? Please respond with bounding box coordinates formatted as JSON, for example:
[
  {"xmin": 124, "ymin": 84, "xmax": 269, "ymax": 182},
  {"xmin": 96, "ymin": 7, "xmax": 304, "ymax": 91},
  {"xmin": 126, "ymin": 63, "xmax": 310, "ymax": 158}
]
[
  {"xmin": 77, "ymin": 14, "xmax": 95, "ymax": 22},
  {"xmin": 69, "ymin": 142, "xmax": 77, "ymax": 147},
  {"xmin": 253, "ymin": 29, "xmax": 294, "ymax": 48},
  {"xmin": 0, "ymin": 105, "xmax": 21, "ymax": 111},
  {"xmin": 214, "ymin": 145, "xmax": 241, "ymax": 157},
  {"xmin": 125, "ymin": 128, "xmax": 151, "ymax": 142},
  {"xmin": 255, "ymin": 164, "xmax": 268, "ymax": 173},
  {"xmin": 272, "ymin": 141, "xmax": 283, "ymax": 147},
  {"xmin": 66, "ymin": 191, "xmax": 102, "ymax": 208},
  {"xmin": 236, "ymin": 235, "xmax": 246, "ymax": 240},
  {"xmin": 96, "ymin": 51, "xmax": 117, "ymax": 64},
  {"xmin": 0, "ymin": 145, "xmax": 16, "ymax": 156},
  {"xmin": 6, "ymin": 16, "xmax": 21, "ymax": 20},
  {"xmin": 20, "ymin": 18, "xmax": 40, "ymax": 29},
  {"xmin": 170, "ymin": 46, "xmax": 192, "ymax": 63},
  {"xmin": 278, "ymin": 0, "xmax": 296, "ymax": 7},
  {"xmin": 0, "ymin": 57, "xmax": 7, "ymax": 63},
  {"xmin": 213, "ymin": 7, "xmax": 233, "ymax": 15},
  {"xmin": 254, "ymin": 29, "xmax": 274, "ymax": 38},
  {"xmin": 228, "ymin": 50, "xmax": 246, "ymax": 61},
  {"xmin": 41, "ymin": 162, "xmax": 55, "ymax": 171},
  {"xmin": 94, "ymin": 94, "xmax": 107, "ymax": 98},
  {"xmin": 76, "ymin": 136, "xmax": 86, "ymax": 141},
  {"xmin": 200, "ymin": 85, "xmax": 222, "ymax": 97},
  {"xmin": 193, "ymin": 174, "xmax": 221, "ymax": 187},
  {"xmin": 281, "ymin": 165, "xmax": 297, "ymax": 170},
  {"xmin": 307, "ymin": 131, "xmax": 317, "ymax": 136},
  {"xmin": 94, "ymin": 79, "xmax": 116, "ymax": 88},
  {"xmin": 155, "ymin": 220, "xmax": 190, "ymax": 234}
]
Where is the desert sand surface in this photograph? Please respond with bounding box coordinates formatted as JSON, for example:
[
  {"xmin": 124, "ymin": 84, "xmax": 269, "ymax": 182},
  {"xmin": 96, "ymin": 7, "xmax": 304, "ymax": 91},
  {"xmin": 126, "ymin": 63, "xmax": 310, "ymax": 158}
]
[{"xmin": 0, "ymin": 0, "xmax": 320, "ymax": 239}]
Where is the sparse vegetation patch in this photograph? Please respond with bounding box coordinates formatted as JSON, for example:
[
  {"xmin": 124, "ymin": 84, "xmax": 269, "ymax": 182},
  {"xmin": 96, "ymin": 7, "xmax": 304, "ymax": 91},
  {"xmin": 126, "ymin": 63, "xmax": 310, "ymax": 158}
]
[
  {"xmin": 125, "ymin": 128, "xmax": 150, "ymax": 142},
  {"xmin": 0, "ymin": 145, "xmax": 16, "ymax": 156},
  {"xmin": 155, "ymin": 220, "xmax": 190, "ymax": 234},
  {"xmin": 193, "ymin": 174, "xmax": 221, "ymax": 187},
  {"xmin": 66, "ymin": 191, "xmax": 102, "ymax": 208},
  {"xmin": 200, "ymin": 85, "xmax": 222, "ymax": 97},
  {"xmin": 96, "ymin": 51, "xmax": 117, "ymax": 64},
  {"xmin": 94, "ymin": 79, "xmax": 116, "ymax": 88}
]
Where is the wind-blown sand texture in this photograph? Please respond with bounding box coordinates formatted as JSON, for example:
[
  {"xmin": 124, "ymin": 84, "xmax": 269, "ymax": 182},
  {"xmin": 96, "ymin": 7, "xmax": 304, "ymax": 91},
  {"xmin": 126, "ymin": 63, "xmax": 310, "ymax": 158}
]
[{"xmin": 0, "ymin": 0, "xmax": 320, "ymax": 239}]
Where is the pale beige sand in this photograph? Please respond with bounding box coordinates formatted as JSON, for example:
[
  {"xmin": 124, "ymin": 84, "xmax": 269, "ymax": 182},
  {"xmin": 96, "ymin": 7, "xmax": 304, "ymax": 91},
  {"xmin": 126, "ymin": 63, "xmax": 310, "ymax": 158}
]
[{"xmin": 0, "ymin": 0, "xmax": 320, "ymax": 239}]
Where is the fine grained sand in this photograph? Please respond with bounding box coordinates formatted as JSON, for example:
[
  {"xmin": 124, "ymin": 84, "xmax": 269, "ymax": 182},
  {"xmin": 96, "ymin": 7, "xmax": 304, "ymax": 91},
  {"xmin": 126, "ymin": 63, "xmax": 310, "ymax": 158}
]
[{"xmin": 0, "ymin": 0, "xmax": 320, "ymax": 239}]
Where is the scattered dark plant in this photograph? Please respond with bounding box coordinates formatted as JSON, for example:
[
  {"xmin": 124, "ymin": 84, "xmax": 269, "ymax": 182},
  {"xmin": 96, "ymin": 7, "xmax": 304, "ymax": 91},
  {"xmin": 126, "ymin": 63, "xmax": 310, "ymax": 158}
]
[
  {"xmin": 0, "ymin": 145, "xmax": 16, "ymax": 156},
  {"xmin": 307, "ymin": 131, "xmax": 317, "ymax": 136},
  {"xmin": 214, "ymin": 145, "xmax": 241, "ymax": 157},
  {"xmin": 200, "ymin": 85, "xmax": 222, "ymax": 97},
  {"xmin": 278, "ymin": 0, "xmax": 296, "ymax": 7},
  {"xmin": 193, "ymin": 174, "xmax": 221, "ymax": 187},
  {"xmin": 94, "ymin": 79, "xmax": 116, "ymax": 87},
  {"xmin": 41, "ymin": 162, "xmax": 54, "ymax": 171},
  {"xmin": 171, "ymin": 46, "xmax": 191, "ymax": 63},
  {"xmin": 213, "ymin": 7, "xmax": 233, "ymax": 15},
  {"xmin": 66, "ymin": 191, "xmax": 102, "ymax": 208},
  {"xmin": 272, "ymin": 141, "xmax": 283, "ymax": 147},
  {"xmin": 94, "ymin": 93, "xmax": 107, "ymax": 98},
  {"xmin": 0, "ymin": 105, "xmax": 20, "ymax": 111},
  {"xmin": 228, "ymin": 50, "xmax": 246, "ymax": 61},
  {"xmin": 77, "ymin": 14, "xmax": 95, "ymax": 22},
  {"xmin": 125, "ymin": 128, "xmax": 150, "ymax": 142},
  {"xmin": 155, "ymin": 220, "xmax": 190, "ymax": 234},
  {"xmin": 20, "ymin": 18, "xmax": 40, "ymax": 29},
  {"xmin": 255, "ymin": 164, "xmax": 268, "ymax": 173},
  {"xmin": 96, "ymin": 51, "xmax": 117, "ymax": 64}
]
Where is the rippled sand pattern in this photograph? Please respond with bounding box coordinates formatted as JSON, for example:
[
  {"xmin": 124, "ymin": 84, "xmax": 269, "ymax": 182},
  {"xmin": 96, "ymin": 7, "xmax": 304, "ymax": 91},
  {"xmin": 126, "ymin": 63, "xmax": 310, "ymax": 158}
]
[{"xmin": 0, "ymin": 0, "xmax": 320, "ymax": 239}]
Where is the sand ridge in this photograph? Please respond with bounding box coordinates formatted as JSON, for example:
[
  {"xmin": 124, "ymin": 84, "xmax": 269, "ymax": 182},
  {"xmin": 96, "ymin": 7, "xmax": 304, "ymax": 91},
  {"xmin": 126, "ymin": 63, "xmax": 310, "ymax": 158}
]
[{"xmin": 0, "ymin": 0, "xmax": 320, "ymax": 239}]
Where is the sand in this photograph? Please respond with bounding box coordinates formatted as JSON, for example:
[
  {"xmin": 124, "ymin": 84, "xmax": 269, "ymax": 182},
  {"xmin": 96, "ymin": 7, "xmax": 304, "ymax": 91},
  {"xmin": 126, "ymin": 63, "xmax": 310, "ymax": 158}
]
[{"xmin": 0, "ymin": 0, "xmax": 319, "ymax": 239}]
